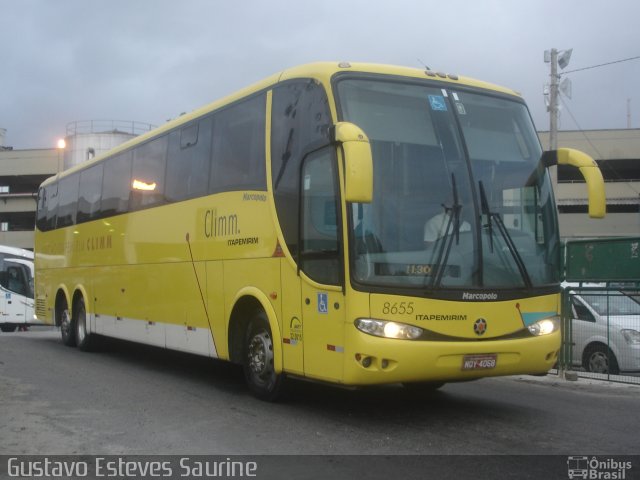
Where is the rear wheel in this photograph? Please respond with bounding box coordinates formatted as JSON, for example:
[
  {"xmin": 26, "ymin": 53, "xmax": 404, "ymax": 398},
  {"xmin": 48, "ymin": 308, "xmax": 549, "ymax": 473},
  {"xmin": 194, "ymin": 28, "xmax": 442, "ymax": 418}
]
[
  {"xmin": 1, "ymin": 324, "xmax": 17, "ymax": 333},
  {"xmin": 243, "ymin": 312, "xmax": 285, "ymax": 401},
  {"xmin": 74, "ymin": 297, "xmax": 95, "ymax": 351},
  {"xmin": 583, "ymin": 345, "xmax": 620, "ymax": 375}
]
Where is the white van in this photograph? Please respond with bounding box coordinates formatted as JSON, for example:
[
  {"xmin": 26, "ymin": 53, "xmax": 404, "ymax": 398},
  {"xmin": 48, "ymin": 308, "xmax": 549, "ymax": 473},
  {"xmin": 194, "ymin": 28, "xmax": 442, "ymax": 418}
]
[{"xmin": 569, "ymin": 291, "xmax": 640, "ymax": 374}]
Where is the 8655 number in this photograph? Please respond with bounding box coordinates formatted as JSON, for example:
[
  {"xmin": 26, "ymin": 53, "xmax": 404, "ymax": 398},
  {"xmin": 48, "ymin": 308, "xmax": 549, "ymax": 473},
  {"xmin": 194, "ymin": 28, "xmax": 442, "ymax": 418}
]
[{"xmin": 382, "ymin": 302, "xmax": 414, "ymax": 315}]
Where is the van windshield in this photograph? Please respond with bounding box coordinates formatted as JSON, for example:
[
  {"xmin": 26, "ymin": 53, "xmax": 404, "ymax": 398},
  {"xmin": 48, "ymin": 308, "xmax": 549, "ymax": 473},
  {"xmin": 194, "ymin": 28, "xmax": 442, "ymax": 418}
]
[{"xmin": 579, "ymin": 293, "xmax": 640, "ymax": 316}]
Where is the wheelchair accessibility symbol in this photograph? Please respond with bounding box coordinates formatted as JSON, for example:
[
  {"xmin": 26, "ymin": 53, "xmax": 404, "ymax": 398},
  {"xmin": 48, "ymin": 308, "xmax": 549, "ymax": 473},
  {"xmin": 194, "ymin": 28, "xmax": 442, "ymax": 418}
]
[{"xmin": 317, "ymin": 293, "xmax": 328, "ymax": 314}]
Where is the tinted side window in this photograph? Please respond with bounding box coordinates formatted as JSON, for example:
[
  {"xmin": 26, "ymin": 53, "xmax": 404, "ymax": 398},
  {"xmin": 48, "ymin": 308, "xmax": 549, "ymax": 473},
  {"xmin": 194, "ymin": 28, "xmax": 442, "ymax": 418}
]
[
  {"xmin": 181, "ymin": 123, "xmax": 199, "ymax": 148},
  {"xmin": 300, "ymin": 147, "xmax": 341, "ymax": 285},
  {"xmin": 210, "ymin": 94, "xmax": 266, "ymax": 192},
  {"xmin": 45, "ymin": 183, "xmax": 59, "ymax": 231},
  {"xmin": 271, "ymin": 80, "xmax": 332, "ymax": 259},
  {"xmin": 56, "ymin": 174, "xmax": 80, "ymax": 228},
  {"xmin": 37, "ymin": 183, "xmax": 58, "ymax": 231},
  {"xmin": 101, "ymin": 151, "xmax": 132, "ymax": 217},
  {"xmin": 131, "ymin": 135, "xmax": 168, "ymax": 210},
  {"xmin": 36, "ymin": 187, "xmax": 47, "ymax": 231},
  {"xmin": 77, "ymin": 163, "xmax": 104, "ymax": 223},
  {"xmin": 166, "ymin": 117, "xmax": 213, "ymax": 202}
]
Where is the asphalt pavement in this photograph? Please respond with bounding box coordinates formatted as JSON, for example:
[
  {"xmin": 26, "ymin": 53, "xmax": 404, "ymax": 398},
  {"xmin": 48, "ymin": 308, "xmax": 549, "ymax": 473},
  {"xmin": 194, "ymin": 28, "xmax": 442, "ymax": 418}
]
[{"xmin": 1, "ymin": 328, "xmax": 639, "ymax": 456}]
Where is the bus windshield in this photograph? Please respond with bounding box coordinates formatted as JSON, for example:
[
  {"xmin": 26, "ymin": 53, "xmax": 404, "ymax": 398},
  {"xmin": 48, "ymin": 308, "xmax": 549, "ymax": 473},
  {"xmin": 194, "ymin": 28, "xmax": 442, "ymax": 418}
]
[{"xmin": 336, "ymin": 77, "xmax": 560, "ymax": 291}]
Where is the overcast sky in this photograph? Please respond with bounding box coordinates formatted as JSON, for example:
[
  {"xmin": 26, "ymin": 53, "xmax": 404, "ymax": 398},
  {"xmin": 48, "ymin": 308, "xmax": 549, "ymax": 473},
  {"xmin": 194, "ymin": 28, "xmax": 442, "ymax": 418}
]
[{"xmin": 1, "ymin": 0, "xmax": 639, "ymax": 149}]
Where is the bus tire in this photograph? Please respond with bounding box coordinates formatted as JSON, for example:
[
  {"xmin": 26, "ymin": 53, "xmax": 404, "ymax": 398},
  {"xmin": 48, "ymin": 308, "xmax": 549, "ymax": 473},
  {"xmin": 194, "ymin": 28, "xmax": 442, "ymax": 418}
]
[
  {"xmin": 58, "ymin": 298, "xmax": 76, "ymax": 347},
  {"xmin": 74, "ymin": 297, "xmax": 95, "ymax": 352},
  {"xmin": 1, "ymin": 324, "xmax": 17, "ymax": 333},
  {"xmin": 243, "ymin": 311, "xmax": 285, "ymax": 401}
]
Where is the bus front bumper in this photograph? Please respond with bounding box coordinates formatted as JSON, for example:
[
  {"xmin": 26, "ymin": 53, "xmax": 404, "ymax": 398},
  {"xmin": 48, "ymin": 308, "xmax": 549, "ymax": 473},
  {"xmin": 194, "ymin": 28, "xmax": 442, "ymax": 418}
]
[{"xmin": 342, "ymin": 329, "xmax": 561, "ymax": 386}]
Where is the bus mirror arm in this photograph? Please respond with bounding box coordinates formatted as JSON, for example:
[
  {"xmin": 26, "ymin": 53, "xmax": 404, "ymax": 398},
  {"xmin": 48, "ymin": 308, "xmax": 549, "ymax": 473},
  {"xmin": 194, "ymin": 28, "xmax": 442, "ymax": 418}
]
[
  {"xmin": 331, "ymin": 122, "xmax": 373, "ymax": 204},
  {"xmin": 541, "ymin": 148, "xmax": 606, "ymax": 219}
]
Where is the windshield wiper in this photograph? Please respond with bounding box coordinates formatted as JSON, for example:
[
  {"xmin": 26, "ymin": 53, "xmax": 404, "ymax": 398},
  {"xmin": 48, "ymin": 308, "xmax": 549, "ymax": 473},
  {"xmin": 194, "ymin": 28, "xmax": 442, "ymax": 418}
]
[
  {"xmin": 429, "ymin": 174, "xmax": 462, "ymax": 289},
  {"xmin": 478, "ymin": 181, "xmax": 532, "ymax": 288},
  {"xmin": 479, "ymin": 181, "xmax": 494, "ymax": 253}
]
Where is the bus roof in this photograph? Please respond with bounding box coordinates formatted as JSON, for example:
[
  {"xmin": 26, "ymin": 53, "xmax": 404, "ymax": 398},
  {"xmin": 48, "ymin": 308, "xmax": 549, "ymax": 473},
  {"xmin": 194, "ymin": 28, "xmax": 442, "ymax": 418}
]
[{"xmin": 41, "ymin": 62, "xmax": 522, "ymax": 186}]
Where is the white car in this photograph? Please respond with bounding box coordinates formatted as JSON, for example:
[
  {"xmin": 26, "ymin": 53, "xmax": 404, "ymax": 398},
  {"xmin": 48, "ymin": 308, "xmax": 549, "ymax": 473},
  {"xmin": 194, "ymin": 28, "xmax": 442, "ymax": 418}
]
[{"xmin": 569, "ymin": 291, "xmax": 640, "ymax": 374}]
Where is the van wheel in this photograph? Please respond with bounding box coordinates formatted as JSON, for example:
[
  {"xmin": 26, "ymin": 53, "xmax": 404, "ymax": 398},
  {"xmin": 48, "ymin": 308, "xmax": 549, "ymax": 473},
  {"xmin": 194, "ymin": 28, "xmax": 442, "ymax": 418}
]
[
  {"xmin": 74, "ymin": 297, "xmax": 95, "ymax": 351},
  {"xmin": 243, "ymin": 312, "xmax": 285, "ymax": 401},
  {"xmin": 584, "ymin": 345, "xmax": 620, "ymax": 375},
  {"xmin": 58, "ymin": 299, "xmax": 76, "ymax": 347},
  {"xmin": 1, "ymin": 324, "xmax": 17, "ymax": 333}
]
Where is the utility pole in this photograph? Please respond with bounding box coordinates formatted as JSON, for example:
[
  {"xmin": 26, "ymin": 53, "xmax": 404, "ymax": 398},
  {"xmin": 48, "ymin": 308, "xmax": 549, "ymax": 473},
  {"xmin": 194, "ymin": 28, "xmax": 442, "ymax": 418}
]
[
  {"xmin": 546, "ymin": 48, "xmax": 572, "ymax": 149},
  {"xmin": 549, "ymin": 49, "xmax": 559, "ymax": 150},
  {"xmin": 628, "ymin": 98, "xmax": 632, "ymax": 129}
]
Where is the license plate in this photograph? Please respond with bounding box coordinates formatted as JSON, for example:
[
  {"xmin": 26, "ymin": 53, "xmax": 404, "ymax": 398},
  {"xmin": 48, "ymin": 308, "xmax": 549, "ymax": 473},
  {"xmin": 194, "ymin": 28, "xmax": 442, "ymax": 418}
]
[{"xmin": 462, "ymin": 354, "xmax": 497, "ymax": 370}]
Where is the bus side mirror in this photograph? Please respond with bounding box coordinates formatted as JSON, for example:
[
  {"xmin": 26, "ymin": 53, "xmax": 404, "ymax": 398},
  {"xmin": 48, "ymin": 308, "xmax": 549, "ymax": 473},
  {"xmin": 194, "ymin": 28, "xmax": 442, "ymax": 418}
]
[
  {"xmin": 332, "ymin": 122, "xmax": 373, "ymax": 203},
  {"xmin": 541, "ymin": 148, "xmax": 606, "ymax": 219}
]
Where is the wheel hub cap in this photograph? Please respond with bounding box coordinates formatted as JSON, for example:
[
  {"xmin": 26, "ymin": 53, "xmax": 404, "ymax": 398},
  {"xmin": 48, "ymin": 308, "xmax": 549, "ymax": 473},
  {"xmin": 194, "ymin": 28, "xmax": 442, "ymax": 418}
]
[{"xmin": 248, "ymin": 331, "xmax": 273, "ymax": 377}]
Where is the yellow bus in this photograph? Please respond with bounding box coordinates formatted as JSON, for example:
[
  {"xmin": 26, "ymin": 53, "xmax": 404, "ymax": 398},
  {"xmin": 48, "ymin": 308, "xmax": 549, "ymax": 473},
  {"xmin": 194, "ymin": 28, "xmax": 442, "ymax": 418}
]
[{"xmin": 35, "ymin": 62, "xmax": 605, "ymax": 400}]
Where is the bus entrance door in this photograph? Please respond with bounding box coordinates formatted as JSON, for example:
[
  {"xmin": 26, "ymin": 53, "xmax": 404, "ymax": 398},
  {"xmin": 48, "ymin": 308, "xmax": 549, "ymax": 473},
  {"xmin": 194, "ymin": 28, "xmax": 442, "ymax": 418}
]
[
  {"xmin": 298, "ymin": 147, "xmax": 345, "ymax": 383},
  {"xmin": 301, "ymin": 283, "xmax": 345, "ymax": 383}
]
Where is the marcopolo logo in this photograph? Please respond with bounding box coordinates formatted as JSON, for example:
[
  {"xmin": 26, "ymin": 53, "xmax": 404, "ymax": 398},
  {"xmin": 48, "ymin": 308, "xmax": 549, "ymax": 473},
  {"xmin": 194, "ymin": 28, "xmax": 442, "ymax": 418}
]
[
  {"xmin": 462, "ymin": 292, "xmax": 498, "ymax": 301},
  {"xmin": 567, "ymin": 456, "xmax": 633, "ymax": 479}
]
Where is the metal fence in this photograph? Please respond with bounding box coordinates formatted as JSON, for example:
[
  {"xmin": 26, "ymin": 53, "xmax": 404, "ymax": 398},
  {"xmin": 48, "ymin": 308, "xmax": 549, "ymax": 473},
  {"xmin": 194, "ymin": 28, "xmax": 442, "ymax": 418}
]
[
  {"xmin": 559, "ymin": 287, "xmax": 640, "ymax": 385},
  {"xmin": 66, "ymin": 120, "xmax": 156, "ymax": 136}
]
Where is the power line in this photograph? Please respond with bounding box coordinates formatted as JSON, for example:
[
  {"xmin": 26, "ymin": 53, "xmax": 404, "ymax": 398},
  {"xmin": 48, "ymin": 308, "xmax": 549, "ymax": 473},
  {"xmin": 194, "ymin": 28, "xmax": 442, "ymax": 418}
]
[{"xmin": 562, "ymin": 55, "xmax": 640, "ymax": 75}]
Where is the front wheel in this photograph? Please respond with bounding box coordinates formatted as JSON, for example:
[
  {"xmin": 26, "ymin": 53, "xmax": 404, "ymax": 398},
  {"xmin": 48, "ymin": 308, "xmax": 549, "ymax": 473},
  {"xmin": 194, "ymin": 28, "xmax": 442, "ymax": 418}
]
[
  {"xmin": 243, "ymin": 312, "xmax": 285, "ymax": 401},
  {"xmin": 584, "ymin": 345, "xmax": 620, "ymax": 375}
]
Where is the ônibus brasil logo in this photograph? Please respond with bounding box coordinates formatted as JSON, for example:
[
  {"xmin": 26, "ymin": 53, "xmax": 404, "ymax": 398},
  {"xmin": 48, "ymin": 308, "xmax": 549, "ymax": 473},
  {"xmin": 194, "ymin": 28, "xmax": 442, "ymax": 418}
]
[{"xmin": 567, "ymin": 456, "xmax": 633, "ymax": 479}]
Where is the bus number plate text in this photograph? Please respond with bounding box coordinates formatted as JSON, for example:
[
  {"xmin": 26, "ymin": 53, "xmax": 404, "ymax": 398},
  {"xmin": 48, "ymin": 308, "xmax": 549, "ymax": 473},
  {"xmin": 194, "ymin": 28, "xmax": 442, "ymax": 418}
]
[{"xmin": 462, "ymin": 354, "xmax": 497, "ymax": 370}]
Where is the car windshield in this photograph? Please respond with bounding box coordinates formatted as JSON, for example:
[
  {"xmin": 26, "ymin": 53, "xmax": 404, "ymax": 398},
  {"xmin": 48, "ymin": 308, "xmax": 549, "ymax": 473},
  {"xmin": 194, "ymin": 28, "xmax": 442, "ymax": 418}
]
[
  {"xmin": 579, "ymin": 292, "xmax": 640, "ymax": 316},
  {"xmin": 336, "ymin": 77, "xmax": 560, "ymax": 291}
]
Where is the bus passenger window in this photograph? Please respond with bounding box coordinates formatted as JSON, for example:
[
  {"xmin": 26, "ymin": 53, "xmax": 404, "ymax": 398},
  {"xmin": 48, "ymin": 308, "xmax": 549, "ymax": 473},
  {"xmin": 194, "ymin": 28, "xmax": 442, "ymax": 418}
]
[
  {"xmin": 131, "ymin": 135, "xmax": 168, "ymax": 210},
  {"xmin": 210, "ymin": 94, "xmax": 266, "ymax": 193},
  {"xmin": 36, "ymin": 184, "xmax": 58, "ymax": 232},
  {"xmin": 7, "ymin": 266, "xmax": 26, "ymax": 295},
  {"xmin": 271, "ymin": 80, "xmax": 332, "ymax": 260},
  {"xmin": 166, "ymin": 117, "xmax": 212, "ymax": 202},
  {"xmin": 56, "ymin": 174, "xmax": 80, "ymax": 228},
  {"xmin": 101, "ymin": 151, "xmax": 133, "ymax": 217},
  {"xmin": 78, "ymin": 163, "xmax": 104, "ymax": 222}
]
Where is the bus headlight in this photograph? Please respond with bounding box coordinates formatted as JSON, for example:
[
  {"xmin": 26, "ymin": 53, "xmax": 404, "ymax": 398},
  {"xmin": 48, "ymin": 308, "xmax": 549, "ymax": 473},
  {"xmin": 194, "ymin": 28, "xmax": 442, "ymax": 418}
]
[
  {"xmin": 355, "ymin": 318, "xmax": 423, "ymax": 340},
  {"xmin": 527, "ymin": 317, "xmax": 559, "ymax": 336}
]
